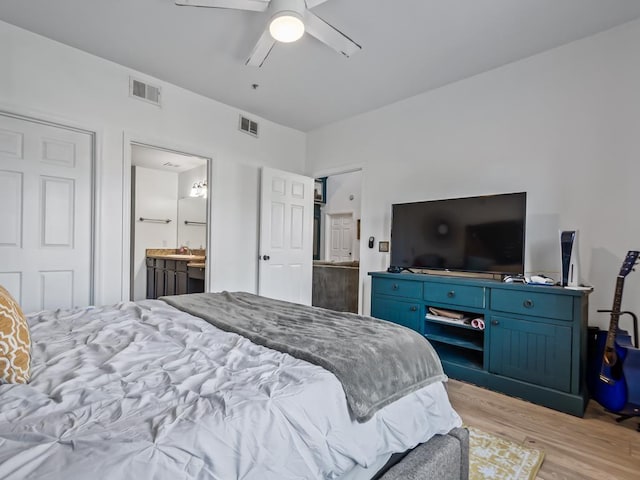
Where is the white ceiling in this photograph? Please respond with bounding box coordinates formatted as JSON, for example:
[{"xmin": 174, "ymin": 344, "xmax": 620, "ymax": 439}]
[
  {"xmin": 132, "ymin": 144, "xmax": 207, "ymax": 172},
  {"xmin": 2, "ymin": 0, "xmax": 640, "ymax": 131}
]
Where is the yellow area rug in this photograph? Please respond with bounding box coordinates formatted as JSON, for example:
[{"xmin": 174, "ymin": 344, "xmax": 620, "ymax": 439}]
[{"xmin": 469, "ymin": 427, "xmax": 545, "ymax": 480}]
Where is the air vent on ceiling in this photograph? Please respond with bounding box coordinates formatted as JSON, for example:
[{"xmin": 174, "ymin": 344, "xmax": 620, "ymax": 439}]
[
  {"xmin": 129, "ymin": 77, "xmax": 161, "ymax": 106},
  {"xmin": 239, "ymin": 115, "xmax": 259, "ymax": 137}
]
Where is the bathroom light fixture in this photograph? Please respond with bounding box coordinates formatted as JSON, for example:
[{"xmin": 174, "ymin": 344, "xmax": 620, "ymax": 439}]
[
  {"xmin": 269, "ymin": 11, "xmax": 305, "ymax": 43},
  {"xmin": 190, "ymin": 180, "xmax": 208, "ymax": 198}
]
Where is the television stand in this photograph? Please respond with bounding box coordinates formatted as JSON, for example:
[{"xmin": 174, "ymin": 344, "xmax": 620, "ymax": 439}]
[{"xmin": 369, "ymin": 271, "xmax": 590, "ymax": 417}]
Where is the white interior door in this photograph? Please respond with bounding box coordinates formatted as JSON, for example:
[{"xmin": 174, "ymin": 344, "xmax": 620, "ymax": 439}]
[
  {"xmin": 329, "ymin": 213, "xmax": 353, "ymax": 262},
  {"xmin": 0, "ymin": 113, "xmax": 93, "ymax": 313},
  {"xmin": 258, "ymin": 167, "xmax": 313, "ymax": 305}
]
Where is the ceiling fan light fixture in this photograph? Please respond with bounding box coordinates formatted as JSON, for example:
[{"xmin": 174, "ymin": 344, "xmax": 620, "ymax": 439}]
[{"xmin": 269, "ymin": 11, "xmax": 305, "ymax": 43}]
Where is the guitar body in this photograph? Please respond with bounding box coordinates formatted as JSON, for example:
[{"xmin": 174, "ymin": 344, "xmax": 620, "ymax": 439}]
[
  {"xmin": 589, "ymin": 251, "xmax": 640, "ymax": 413},
  {"xmin": 591, "ymin": 329, "xmax": 632, "ymax": 412},
  {"xmin": 622, "ymin": 346, "xmax": 640, "ymax": 410}
]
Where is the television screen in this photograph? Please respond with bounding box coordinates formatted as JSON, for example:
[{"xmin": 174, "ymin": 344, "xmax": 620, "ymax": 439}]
[{"xmin": 390, "ymin": 192, "xmax": 526, "ymax": 275}]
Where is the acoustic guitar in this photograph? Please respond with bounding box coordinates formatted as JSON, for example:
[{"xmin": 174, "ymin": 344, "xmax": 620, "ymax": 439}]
[{"xmin": 591, "ymin": 250, "xmax": 639, "ymax": 412}]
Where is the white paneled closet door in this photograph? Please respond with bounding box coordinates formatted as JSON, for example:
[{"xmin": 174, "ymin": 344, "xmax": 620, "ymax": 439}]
[{"xmin": 0, "ymin": 113, "xmax": 93, "ymax": 313}]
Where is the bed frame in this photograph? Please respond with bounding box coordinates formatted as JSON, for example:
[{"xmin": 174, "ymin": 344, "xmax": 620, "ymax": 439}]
[{"xmin": 377, "ymin": 427, "xmax": 469, "ymax": 480}]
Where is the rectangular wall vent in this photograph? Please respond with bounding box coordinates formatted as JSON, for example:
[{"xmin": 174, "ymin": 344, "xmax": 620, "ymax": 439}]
[
  {"xmin": 129, "ymin": 77, "xmax": 161, "ymax": 106},
  {"xmin": 239, "ymin": 115, "xmax": 259, "ymax": 137}
]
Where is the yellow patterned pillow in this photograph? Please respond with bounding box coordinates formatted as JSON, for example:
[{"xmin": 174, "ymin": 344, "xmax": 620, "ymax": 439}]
[{"xmin": 0, "ymin": 285, "xmax": 31, "ymax": 383}]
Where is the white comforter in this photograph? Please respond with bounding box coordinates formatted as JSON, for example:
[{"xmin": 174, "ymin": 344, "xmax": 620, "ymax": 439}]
[{"xmin": 0, "ymin": 300, "xmax": 461, "ymax": 480}]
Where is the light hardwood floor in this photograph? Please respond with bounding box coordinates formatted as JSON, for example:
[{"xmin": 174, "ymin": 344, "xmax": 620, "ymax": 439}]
[{"xmin": 447, "ymin": 380, "xmax": 639, "ymax": 480}]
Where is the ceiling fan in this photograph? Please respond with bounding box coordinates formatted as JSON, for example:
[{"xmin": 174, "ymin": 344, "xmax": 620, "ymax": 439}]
[{"xmin": 175, "ymin": 0, "xmax": 361, "ymax": 67}]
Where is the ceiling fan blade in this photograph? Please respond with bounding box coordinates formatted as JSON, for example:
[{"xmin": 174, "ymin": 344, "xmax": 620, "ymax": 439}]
[
  {"xmin": 304, "ymin": 0, "xmax": 330, "ymax": 8},
  {"xmin": 246, "ymin": 27, "xmax": 276, "ymax": 67},
  {"xmin": 304, "ymin": 11, "xmax": 361, "ymax": 58},
  {"xmin": 175, "ymin": 0, "xmax": 269, "ymax": 12}
]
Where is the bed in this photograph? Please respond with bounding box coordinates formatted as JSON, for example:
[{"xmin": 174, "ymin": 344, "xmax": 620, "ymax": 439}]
[{"xmin": 0, "ymin": 291, "xmax": 466, "ymax": 479}]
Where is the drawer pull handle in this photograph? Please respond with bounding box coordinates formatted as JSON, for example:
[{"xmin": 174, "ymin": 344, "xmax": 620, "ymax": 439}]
[
  {"xmin": 447, "ymin": 290, "xmax": 455, "ymax": 298},
  {"xmin": 491, "ymin": 320, "xmax": 499, "ymax": 326},
  {"xmin": 523, "ymin": 299, "xmax": 534, "ymax": 308},
  {"xmin": 410, "ymin": 306, "xmax": 417, "ymax": 312},
  {"xmin": 392, "ymin": 284, "xmax": 399, "ymax": 290}
]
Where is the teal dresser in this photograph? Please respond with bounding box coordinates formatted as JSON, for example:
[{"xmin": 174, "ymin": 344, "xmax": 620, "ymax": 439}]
[{"xmin": 369, "ymin": 272, "xmax": 590, "ymax": 416}]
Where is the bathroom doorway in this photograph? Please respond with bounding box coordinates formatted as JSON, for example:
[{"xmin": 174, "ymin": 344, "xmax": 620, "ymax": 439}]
[
  {"xmin": 129, "ymin": 143, "xmax": 211, "ymax": 301},
  {"xmin": 311, "ymin": 169, "xmax": 362, "ymax": 313}
]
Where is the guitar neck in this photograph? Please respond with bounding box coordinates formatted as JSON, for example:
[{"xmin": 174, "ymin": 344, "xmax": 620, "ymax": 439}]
[{"xmin": 605, "ymin": 277, "xmax": 625, "ymax": 349}]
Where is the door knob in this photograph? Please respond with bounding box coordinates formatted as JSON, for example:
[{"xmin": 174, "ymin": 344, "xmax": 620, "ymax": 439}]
[{"xmin": 262, "ymin": 255, "xmax": 270, "ymax": 261}]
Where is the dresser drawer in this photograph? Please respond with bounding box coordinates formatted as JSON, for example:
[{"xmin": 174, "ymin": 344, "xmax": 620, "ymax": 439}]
[
  {"xmin": 424, "ymin": 282, "xmax": 485, "ymax": 309},
  {"xmin": 491, "ymin": 289, "xmax": 573, "ymax": 321},
  {"xmin": 373, "ymin": 278, "xmax": 422, "ymax": 299},
  {"xmin": 371, "ymin": 297, "xmax": 422, "ymax": 333}
]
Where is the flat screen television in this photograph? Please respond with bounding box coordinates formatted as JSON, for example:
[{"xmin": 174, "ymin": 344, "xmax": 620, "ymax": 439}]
[{"xmin": 390, "ymin": 192, "xmax": 526, "ymax": 275}]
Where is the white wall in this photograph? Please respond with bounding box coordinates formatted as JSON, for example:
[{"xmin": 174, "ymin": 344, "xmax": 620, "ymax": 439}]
[
  {"xmin": 132, "ymin": 166, "xmax": 178, "ymax": 301},
  {"xmin": 178, "ymin": 164, "xmax": 207, "ymax": 199},
  {"xmin": 306, "ymin": 19, "xmax": 640, "ymax": 327},
  {"xmin": 0, "ymin": 20, "xmax": 307, "ymax": 305},
  {"xmin": 321, "ymin": 170, "xmax": 362, "ymax": 261}
]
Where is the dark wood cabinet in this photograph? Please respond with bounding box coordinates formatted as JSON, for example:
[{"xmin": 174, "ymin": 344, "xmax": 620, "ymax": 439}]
[
  {"xmin": 146, "ymin": 257, "xmax": 205, "ymax": 298},
  {"xmin": 176, "ymin": 271, "xmax": 188, "ymax": 295},
  {"xmin": 154, "ymin": 259, "xmax": 166, "ymax": 299},
  {"xmin": 165, "ymin": 260, "xmax": 176, "ymax": 296},
  {"xmin": 175, "ymin": 261, "xmax": 188, "ymax": 295},
  {"xmin": 187, "ymin": 266, "xmax": 205, "ymax": 294},
  {"xmin": 146, "ymin": 257, "xmax": 156, "ymax": 299}
]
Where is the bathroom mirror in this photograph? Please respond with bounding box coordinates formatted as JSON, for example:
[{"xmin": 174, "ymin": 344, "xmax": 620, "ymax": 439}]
[{"xmin": 178, "ymin": 197, "xmax": 206, "ymax": 249}]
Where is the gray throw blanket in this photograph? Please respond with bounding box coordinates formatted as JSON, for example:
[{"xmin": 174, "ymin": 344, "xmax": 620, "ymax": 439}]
[{"xmin": 161, "ymin": 292, "xmax": 446, "ymax": 422}]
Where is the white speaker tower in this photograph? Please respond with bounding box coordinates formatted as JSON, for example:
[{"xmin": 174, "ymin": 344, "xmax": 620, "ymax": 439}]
[{"xmin": 560, "ymin": 230, "xmax": 580, "ymax": 287}]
